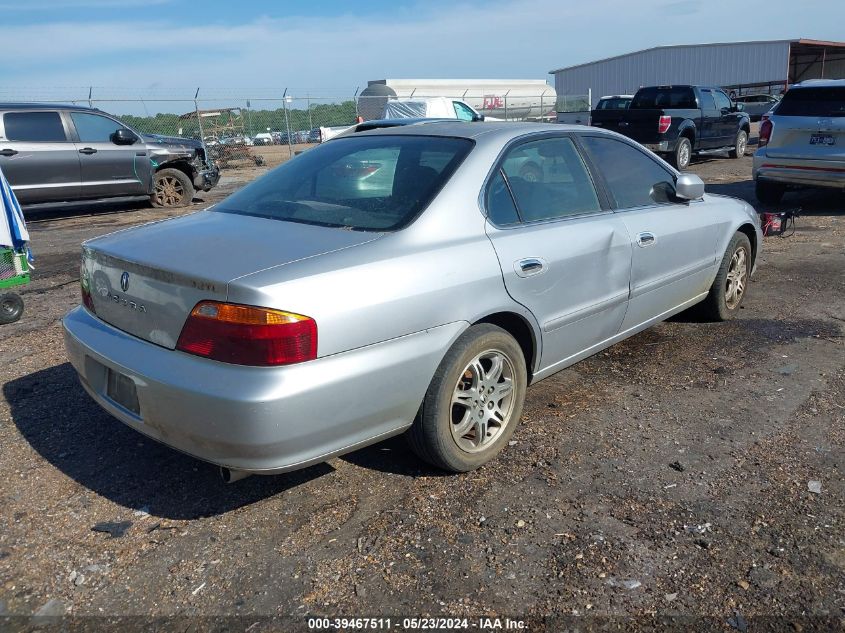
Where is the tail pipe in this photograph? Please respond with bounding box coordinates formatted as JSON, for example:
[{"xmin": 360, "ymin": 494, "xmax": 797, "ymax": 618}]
[{"xmin": 219, "ymin": 467, "xmax": 252, "ymax": 483}]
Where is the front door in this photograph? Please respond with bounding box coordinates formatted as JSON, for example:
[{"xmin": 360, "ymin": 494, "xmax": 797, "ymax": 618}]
[
  {"xmin": 67, "ymin": 111, "xmax": 151, "ymax": 199},
  {"xmin": 484, "ymin": 135, "xmax": 632, "ymax": 374},
  {"xmin": 0, "ymin": 110, "xmax": 81, "ymax": 204},
  {"xmin": 579, "ymin": 134, "xmax": 719, "ymax": 331},
  {"xmin": 713, "ymin": 90, "xmax": 738, "ymax": 144}
]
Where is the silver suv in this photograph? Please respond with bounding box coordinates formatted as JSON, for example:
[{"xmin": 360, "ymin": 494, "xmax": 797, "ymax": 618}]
[
  {"xmin": 0, "ymin": 104, "xmax": 219, "ymax": 208},
  {"xmin": 753, "ymin": 80, "xmax": 845, "ymax": 204}
]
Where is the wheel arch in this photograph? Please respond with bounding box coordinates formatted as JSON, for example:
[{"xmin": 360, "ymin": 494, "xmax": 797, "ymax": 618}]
[
  {"xmin": 156, "ymin": 160, "xmax": 195, "ymax": 181},
  {"xmin": 472, "ymin": 311, "xmax": 539, "ymax": 381},
  {"xmin": 737, "ymin": 222, "xmax": 758, "ymax": 266},
  {"xmin": 678, "ymin": 122, "xmax": 696, "ymax": 144}
]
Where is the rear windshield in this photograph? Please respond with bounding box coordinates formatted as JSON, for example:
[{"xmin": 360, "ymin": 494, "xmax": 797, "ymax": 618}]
[
  {"xmin": 776, "ymin": 87, "xmax": 845, "ymax": 117},
  {"xmin": 631, "ymin": 87, "xmax": 697, "ymax": 109},
  {"xmin": 596, "ymin": 98, "xmax": 630, "ymax": 110},
  {"xmin": 214, "ymin": 135, "xmax": 473, "ymax": 231}
]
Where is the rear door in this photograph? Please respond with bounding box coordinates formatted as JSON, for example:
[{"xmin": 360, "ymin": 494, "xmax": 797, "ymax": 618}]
[
  {"xmin": 67, "ymin": 110, "xmax": 151, "ymax": 199},
  {"xmin": 765, "ymin": 85, "xmax": 845, "ymax": 162},
  {"xmin": 484, "ymin": 134, "xmax": 632, "ymax": 372},
  {"xmin": 0, "ymin": 110, "xmax": 80, "ymax": 204},
  {"xmin": 579, "ymin": 133, "xmax": 719, "ymax": 330}
]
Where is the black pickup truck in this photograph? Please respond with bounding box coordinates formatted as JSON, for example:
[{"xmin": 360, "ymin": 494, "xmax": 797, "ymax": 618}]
[{"xmin": 591, "ymin": 85, "xmax": 751, "ymax": 170}]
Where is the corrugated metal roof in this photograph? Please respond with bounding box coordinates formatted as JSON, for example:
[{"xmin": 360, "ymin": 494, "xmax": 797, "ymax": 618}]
[{"xmin": 548, "ymin": 39, "xmax": 826, "ymax": 74}]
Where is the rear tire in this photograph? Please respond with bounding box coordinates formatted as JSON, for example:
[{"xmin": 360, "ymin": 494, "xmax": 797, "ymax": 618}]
[
  {"xmin": 755, "ymin": 179, "xmax": 785, "ymax": 205},
  {"xmin": 150, "ymin": 168, "xmax": 195, "ymax": 208},
  {"xmin": 729, "ymin": 130, "xmax": 748, "ymax": 158},
  {"xmin": 407, "ymin": 324, "xmax": 527, "ymax": 472},
  {"xmin": 698, "ymin": 232, "xmax": 752, "ymax": 321},
  {"xmin": 670, "ymin": 137, "xmax": 692, "ymax": 170},
  {"xmin": 0, "ymin": 293, "xmax": 24, "ymax": 325}
]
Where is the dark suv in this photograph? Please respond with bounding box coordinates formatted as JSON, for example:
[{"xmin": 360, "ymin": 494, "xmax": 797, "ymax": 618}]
[{"xmin": 0, "ymin": 103, "xmax": 219, "ymax": 208}]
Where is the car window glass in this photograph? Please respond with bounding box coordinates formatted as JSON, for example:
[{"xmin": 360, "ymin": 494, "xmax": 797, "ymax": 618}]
[
  {"xmin": 71, "ymin": 112, "xmax": 128, "ymax": 143},
  {"xmin": 699, "ymin": 90, "xmax": 716, "ymax": 111},
  {"xmin": 580, "ymin": 136, "xmax": 676, "ymax": 209},
  {"xmin": 3, "ymin": 111, "xmax": 66, "ymax": 142},
  {"xmin": 776, "ymin": 87, "xmax": 845, "ymax": 117},
  {"xmin": 485, "ymin": 169, "xmax": 520, "ymax": 226},
  {"xmin": 453, "ymin": 102, "xmax": 476, "ymax": 121},
  {"xmin": 216, "ymin": 135, "xmax": 473, "ymax": 231},
  {"xmin": 714, "ymin": 91, "xmax": 732, "ymax": 111},
  {"xmin": 631, "ymin": 87, "xmax": 696, "ymax": 109},
  {"xmin": 499, "ymin": 137, "xmax": 601, "ymax": 222}
]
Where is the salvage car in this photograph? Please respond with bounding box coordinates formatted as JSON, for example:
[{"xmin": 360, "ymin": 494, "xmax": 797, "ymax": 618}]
[
  {"xmin": 63, "ymin": 122, "xmax": 761, "ymax": 480},
  {"xmin": 0, "ymin": 104, "xmax": 219, "ymax": 208},
  {"xmin": 753, "ymin": 79, "xmax": 845, "ymax": 203}
]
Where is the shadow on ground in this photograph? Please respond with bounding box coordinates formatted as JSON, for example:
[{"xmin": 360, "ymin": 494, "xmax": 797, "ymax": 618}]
[
  {"xmin": 707, "ymin": 179, "xmax": 845, "ymax": 215},
  {"xmin": 4, "ymin": 363, "xmax": 333, "ymax": 520}
]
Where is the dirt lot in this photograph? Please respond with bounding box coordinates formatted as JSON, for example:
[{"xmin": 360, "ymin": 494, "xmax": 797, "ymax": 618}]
[{"xmin": 0, "ymin": 129, "xmax": 843, "ymax": 631}]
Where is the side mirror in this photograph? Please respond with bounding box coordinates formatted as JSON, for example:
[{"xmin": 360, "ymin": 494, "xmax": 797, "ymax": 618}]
[
  {"xmin": 472, "ymin": 113, "xmax": 485, "ymax": 122},
  {"xmin": 674, "ymin": 173, "xmax": 705, "ymax": 200},
  {"xmin": 111, "ymin": 128, "xmax": 138, "ymax": 145}
]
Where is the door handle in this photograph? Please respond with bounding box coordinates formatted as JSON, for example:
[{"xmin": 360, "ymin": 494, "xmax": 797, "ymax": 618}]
[
  {"xmin": 0, "ymin": 149, "xmax": 17, "ymax": 157},
  {"xmin": 78, "ymin": 147, "xmax": 97, "ymax": 155},
  {"xmin": 515, "ymin": 258, "xmax": 547, "ymax": 277},
  {"xmin": 636, "ymin": 232, "xmax": 657, "ymax": 247}
]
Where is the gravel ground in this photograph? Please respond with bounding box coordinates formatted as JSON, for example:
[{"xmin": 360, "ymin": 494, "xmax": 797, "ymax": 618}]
[{"xmin": 0, "ymin": 131, "xmax": 843, "ymax": 632}]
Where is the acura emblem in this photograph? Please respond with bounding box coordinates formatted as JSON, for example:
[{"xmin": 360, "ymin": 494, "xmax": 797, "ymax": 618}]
[{"xmin": 120, "ymin": 272, "xmax": 130, "ymax": 292}]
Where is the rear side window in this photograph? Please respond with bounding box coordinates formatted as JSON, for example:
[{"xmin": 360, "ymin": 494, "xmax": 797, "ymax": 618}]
[
  {"xmin": 215, "ymin": 135, "xmax": 473, "ymax": 231},
  {"xmin": 631, "ymin": 87, "xmax": 697, "ymax": 109},
  {"xmin": 71, "ymin": 112, "xmax": 128, "ymax": 142},
  {"xmin": 699, "ymin": 90, "xmax": 716, "ymax": 111},
  {"xmin": 776, "ymin": 87, "xmax": 845, "ymax": 117},
  {"xmin": 497, "ymin": 137, "xmax": 601, "ymax": 223},
  {"xmin": 580, "ymin": 136, "xmax": 675, "ymax": 209},
  {"xmin": 3, "ymin": 111, "xmax": 66, "ymax": 142}
]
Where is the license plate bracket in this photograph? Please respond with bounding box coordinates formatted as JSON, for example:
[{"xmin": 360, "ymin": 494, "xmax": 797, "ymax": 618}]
[
  {"xmin": 809, "ymin": 133, "xmax": 835, "ymax": 146},
  {"xmin": 106, "ymin": 368, "xmax": 140, "ymax": 415}
]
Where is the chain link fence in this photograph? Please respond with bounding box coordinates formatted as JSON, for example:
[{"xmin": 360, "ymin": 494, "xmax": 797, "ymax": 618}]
[{"xmin": 0, "ymin": 87, "xmax": 571, "ymax": 171}]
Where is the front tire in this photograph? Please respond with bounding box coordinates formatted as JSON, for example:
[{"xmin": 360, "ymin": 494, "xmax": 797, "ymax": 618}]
[
  {"xmin": 670, "ymin": 137, "xmax": 692, "ymax": 170},
  {"xmin": 698, "ymin": 232, "xmax": 752, "ymax": 321},
  {"xmin": 407, "ymin": 324, "xmax": 528, "ymax": 472},
  {"xmin": 0, "ymin": 293, "xmax": 24, "ymax": 325},
  {"xmin": 151, "ymin": 168, "xmax": 195, "ymax": 208},
  {"xmin": 729, "ymin": 130, "xmax": 748, "ymax": 158}
]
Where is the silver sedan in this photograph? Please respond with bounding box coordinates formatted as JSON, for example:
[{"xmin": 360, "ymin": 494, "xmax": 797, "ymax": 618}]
[{"xmin": 63, "ymin": 122, "xmax": 762, "ymax": 479}]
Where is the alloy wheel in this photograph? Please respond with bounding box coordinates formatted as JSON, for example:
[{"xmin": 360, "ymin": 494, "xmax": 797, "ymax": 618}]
[
  {"xmin": 725, "ymin": 246, "xmax": 748, "ymax": 309},
  {"xmin": 450, "ymin": 350, "xmax": 516, "ymax": 453},
  {"xmin": 154, "ymin": 175, "xmax": 185, "ymax": 207}
]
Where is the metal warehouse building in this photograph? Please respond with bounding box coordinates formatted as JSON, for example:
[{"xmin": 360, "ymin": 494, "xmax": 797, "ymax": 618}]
[{"xmin": 551, "ymin": 39, "xmax": 845, "ymax": 107}]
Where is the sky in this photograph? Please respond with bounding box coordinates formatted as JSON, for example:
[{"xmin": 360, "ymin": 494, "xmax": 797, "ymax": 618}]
[{"xmin": 0, "ymin": 0, "xmax": 843, "ymax": 110}]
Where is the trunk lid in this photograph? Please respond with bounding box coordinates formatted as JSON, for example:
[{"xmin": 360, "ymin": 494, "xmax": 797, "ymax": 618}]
[{"xmin": 82, "ymin": 210, "xmax": 380, "ymax": 349}]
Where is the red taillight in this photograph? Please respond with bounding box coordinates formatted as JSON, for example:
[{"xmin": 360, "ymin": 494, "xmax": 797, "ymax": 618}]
[
  {"xmin": 759, "ymin": 119, "xmax": 773, "ymax": 147},
  {"xmin": 658, "ymin": 115, "xmax": 672, "ymax": 134},
  {"xmin": 80, "ymin": 265, "xmax": 96, "ymax": 314},
  {"xmin": 176, "ymin": 301, "xmax": 317, "ymax": 366}
]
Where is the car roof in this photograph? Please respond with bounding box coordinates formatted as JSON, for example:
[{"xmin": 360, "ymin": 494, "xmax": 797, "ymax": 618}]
[
  {"xmin": 791, "ymin": 79, "xmax": 845, "ymax": 88},
  {"xmin": 0, "ymin": 102, "xmax": 101, "ymax": 112},
  {"xmin": 346, "ymin": 120, "xmax": 582, "ymax": 141}
]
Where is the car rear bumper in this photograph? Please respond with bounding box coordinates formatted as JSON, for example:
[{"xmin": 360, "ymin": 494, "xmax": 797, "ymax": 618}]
[
  {"xmin": 63, "ymin": 306, "xmax": 464, "ymax": 474},
  {"xmin": 642, "ymin": 140, "xmax": 672, "ymax": 152},
  {"xmin": 753, "ymin": 153, "xmax": 845, "ymax": 189}
]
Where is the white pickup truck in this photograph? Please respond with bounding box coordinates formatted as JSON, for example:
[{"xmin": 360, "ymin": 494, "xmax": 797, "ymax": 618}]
[{"xmin": 320, "ymin": 97, "xmax": 488, "ymax": 142}]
